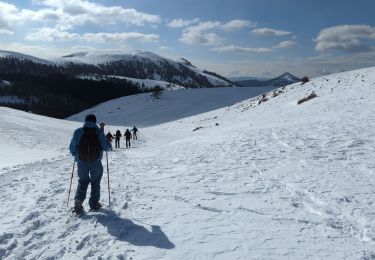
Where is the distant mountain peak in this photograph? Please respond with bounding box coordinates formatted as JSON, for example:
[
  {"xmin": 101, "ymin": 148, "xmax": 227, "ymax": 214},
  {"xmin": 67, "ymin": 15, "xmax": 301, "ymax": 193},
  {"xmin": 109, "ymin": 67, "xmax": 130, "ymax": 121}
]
[
  {"xmin": 235, "ymin": 72, "xmax": 300, "ymax": 87},
  {"xmin": 278, "ymin": 72, "xmax": 300, "ymax": 80}
]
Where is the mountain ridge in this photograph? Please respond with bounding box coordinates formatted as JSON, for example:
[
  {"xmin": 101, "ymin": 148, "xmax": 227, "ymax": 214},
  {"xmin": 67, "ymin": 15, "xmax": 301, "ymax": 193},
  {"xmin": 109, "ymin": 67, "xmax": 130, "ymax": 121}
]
[
  {"xmin": 0, "ymin": 49, "xmax": 235, "ymax": 118},
  {"xmin": 236, "ymin": 72, "xmax": 301, "ymax": 87},
  {"xmin": 0, "ymin": 49, "xmax": 235, "ymax": 88}
]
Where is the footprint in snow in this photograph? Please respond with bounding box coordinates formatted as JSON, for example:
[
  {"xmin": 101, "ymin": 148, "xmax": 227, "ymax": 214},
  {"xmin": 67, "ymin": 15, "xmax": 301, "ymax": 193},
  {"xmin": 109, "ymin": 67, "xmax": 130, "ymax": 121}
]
[{"xmin": 0, "ymin": 233, "xmax": 14, "ymax": 245}]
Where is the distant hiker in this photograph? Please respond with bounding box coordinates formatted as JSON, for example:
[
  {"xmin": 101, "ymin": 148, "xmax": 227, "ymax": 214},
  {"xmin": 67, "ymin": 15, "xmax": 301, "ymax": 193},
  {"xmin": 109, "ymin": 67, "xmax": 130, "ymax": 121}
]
[
  {"xmin": 99, "ymin": 123, "xmax": 105, "ymax": 133},
  {"xmin": 69, "ymin": 114, "xmax": 110, "ymax": 214},
  {"xmin": 131, "ymin": 126, "xmax": 138, "ymax": 140},
  {"xmin": 125, "ymin": 129, "xmax": 132, "ymax": 148},
  {"xmin": 115, "ymin": 130, "xmax": 122, "ymax": 148},
  {"xmin": 106, "ymin": 131, "xmax": 114, "ymax": 150}
]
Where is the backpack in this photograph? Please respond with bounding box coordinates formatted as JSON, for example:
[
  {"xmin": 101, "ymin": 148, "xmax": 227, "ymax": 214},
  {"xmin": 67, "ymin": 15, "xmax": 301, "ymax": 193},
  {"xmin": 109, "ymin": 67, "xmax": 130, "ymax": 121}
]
[{"xmin": 78, "ymin": 128, "xmax": 101, "ymax": 162}]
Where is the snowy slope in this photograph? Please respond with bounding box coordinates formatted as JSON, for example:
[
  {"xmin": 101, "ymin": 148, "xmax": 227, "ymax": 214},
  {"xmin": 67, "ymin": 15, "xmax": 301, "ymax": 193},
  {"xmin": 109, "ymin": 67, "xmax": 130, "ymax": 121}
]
[
  {"xmin": 78, "ymin": 74, "xmax": 185, "ymax": 91},
  {"xmin": 67, "ymin": 86, "xmax": 277, "ymax": 127},
  {"xmin": 0, "ymin": 108, "xmax": 80, "ymax": 169},
  {"xmin": 58, "ymin": 50, "xmax": 235, "ymax": 88},
  {"xmin": 0, "ymin": 50, "xmax": 53, "ymax": 65},
  {"xmin": 59, "ymin": 50, "xmax": 176, "ymax": 65},
  {"xmin": 1, "ymin": 67, "xmax": 375, "ymax": 259}
]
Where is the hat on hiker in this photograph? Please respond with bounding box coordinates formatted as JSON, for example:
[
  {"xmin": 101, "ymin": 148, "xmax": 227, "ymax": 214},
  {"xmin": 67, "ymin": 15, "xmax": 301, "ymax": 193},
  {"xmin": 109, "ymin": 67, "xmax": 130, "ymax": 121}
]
[{"xmin": 85, "ymin": 114, "xmax": 97, "ymax": 123}]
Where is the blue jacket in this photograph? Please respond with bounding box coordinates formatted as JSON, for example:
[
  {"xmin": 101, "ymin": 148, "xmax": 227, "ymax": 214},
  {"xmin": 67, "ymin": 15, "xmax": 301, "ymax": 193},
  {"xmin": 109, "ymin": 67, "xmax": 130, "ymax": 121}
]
[{"xmin": 69, "ymin": 121, "xmax": 110, "ymax": 161}]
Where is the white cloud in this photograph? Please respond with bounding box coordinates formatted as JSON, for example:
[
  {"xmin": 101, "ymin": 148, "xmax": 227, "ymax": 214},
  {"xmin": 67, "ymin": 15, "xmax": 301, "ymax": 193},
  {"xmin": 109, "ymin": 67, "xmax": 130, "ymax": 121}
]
[
  {"xmin": 210, "ymin": 44, "xmax": 273, "ymax": 53},
  {"xmin": 0, "ymin": 29, "xmax": 14, "ymax": 35},
  {"xmin": 221, "ymin": 20, "xmax": 255, "ymax": 31},
  {"xmin": 159, "ymin": 46, "xmax": 172, "ymax": 51},
  {"xmin": 180, "ymin": 31, "xmax": 223, "ymax": 46},
  {"xmin": 315, "ymin": 25, "xmax": 375, "ymax": 53},
  {"xmin": 252, "ymin": 27, "xmax": 291, "ymax": 36},
  {"xmin": 82, "ymin": 32, "xmax": 159, "ymax": 43},
  {"xmin": 166, "ymin": 18, "xmax": 199, "ymax": 28},
  {"xmin": 0, "ymin": 1, "xmax": 19, "ymax": 25},
  {"xmin": 0, "ymin": 1, "xmax": 63, "ymax": 26},
  {"xmin": 179, "ymin": 19, "xmax": 254, "ymax": 46},
  {"xmin": 180, "ymin": 21, "xmax": 223, "ymax": 46},
  {"xmin": 36, "ymin": 0, "xmax": 161, "ymax": 26},
  {"xmin": 0, "ymin": 0, "xmax": 161, "ymax": 31},
  {"xmin": 274, "ymin": 40, "xmax": 297, "ymax": 48},
  {"xmin": 0, "ymin": 42, "xmax": 133, "ymax": 59},
  {"xmin": 26, "ymin": 27, "xmax": 79, "ymax": 41},
  {"xmin": 190, "ymin": 21, "xmax": 222, "ymax": 31},
  {"xmin": 25, "ymin": 27, "xmax": 159, "ymax": 43}
]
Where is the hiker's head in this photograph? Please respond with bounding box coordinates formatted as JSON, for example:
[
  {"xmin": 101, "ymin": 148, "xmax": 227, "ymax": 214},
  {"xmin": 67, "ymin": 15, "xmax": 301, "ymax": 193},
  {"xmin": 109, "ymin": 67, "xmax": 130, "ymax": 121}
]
[{"xmin": 85, "ymin": 114, "xmax": 97, "ymax": 123}]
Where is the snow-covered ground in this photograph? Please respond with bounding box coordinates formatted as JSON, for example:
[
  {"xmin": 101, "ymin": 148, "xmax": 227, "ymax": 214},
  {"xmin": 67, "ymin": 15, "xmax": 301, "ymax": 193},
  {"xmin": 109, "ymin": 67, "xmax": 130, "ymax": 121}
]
[
  {"xmin": 68, "ymin": 86, "xmax": 277, "ymax": 127},
  {"xmin": 0, "ymin": 108, "xmax": 79, "ymax": 169},
  {"xmin": 1, "ymin": 67, "xmax": 375, "ymax": 259}
]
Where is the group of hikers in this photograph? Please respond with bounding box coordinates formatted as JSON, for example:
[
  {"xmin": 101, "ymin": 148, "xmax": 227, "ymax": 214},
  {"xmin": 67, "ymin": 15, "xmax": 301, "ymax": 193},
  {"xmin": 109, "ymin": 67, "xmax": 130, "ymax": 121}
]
[
  {"xmin": 102, "ymin": 123, "xmax": 138, "ymax": 149},
  {"xmin": 68, "ymin": 114, "xmax": 139, "ymax": 215}
]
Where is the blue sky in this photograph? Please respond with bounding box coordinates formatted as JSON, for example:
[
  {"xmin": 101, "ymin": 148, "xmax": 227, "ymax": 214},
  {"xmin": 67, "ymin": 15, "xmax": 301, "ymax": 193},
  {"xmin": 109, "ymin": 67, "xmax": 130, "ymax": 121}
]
[{"xmin": 1, "ymin": 0, "xmax": 375, "ymax": 77}]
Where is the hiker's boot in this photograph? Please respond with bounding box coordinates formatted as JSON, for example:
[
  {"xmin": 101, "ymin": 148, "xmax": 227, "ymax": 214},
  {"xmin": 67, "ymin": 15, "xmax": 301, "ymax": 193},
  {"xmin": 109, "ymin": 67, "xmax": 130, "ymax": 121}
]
[
  {"xmin": 90, "ymin": 202, "xmax": 103, "ymax": 211},
  {"xmin": 73, "ymin": 200, "xmax": 84, "ymax": 215}
]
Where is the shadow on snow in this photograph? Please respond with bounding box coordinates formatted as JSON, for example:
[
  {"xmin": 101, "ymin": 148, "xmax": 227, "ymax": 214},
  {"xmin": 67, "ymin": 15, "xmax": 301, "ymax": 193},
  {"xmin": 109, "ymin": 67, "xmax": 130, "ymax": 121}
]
[{"xmin": 83, "ymin": 208, "xmax": 175, "ymax": 249}]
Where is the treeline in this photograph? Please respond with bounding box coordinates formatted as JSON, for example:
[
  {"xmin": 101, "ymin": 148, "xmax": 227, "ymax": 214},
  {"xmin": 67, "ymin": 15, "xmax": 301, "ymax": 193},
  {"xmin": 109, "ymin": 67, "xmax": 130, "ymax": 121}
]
[
  {"xmin": 99, "ymin": 59, "xmax": 217, "ymax": 88},
  {"xmin": 0, "ymin": 72, "xmax": 145, "ymax": 118}
]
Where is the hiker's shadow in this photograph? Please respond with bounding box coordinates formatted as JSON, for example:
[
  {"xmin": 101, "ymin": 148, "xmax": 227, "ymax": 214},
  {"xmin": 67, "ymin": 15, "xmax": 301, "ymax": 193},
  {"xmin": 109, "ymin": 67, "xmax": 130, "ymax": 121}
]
[{"xmin": 86, "ymin": 209, "xmax": 175, "ymax": 249}]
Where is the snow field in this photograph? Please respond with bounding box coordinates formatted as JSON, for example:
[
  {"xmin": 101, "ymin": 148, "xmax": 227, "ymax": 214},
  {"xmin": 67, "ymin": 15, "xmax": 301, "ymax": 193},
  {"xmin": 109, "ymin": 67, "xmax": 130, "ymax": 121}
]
[
  {"xmin": 68, "ymin": 86, "xmax": 278, "ymax": 127},
  {"xmin": 1, "ymin": 67, "xmax": 375, "ymax": 259}
]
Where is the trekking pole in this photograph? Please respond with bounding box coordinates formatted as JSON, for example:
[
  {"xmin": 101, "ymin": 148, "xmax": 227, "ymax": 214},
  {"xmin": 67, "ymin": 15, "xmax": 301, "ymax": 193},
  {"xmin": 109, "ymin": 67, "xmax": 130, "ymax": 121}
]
[
  {"xmin": 66, "ymin": 159, "xmax": 76, "ymax": 207},
  {"xmin": 106, "ymin": 151, "xmax": 111, "ymax": 209}
]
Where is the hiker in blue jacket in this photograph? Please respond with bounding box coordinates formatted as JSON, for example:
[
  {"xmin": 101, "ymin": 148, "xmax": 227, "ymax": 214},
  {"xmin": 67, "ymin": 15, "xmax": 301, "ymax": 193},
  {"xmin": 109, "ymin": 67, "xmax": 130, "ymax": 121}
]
[{"xmin": 69, "ymin": 114, "xmax": 110, "ymax": 214}]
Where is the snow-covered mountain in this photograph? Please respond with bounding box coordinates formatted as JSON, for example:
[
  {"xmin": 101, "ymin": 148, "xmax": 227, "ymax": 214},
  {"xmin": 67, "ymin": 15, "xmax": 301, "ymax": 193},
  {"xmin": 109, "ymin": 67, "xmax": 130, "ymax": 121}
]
[
  {"xmin": 0, "ymin": 49, "xmax": 237, "ymax": 117},
  {"xmin": 236, "ymin": 72, "xmax": 301, "ymax": 87},
  {"xmin": 59, "ymin": 50, "xmax": 235, "ymax": 88},
  {"xmin": 227, "ymin": 76, "xmax": 267, "ymax": 81},
  {"xmin": 1, "ymin": 67, "xmax": 375, "ymax": 259},
  {"xmin": 0, "ymin": 49, "xmax": 235, "ymax": 89},
  {"xmin": 0, "ymin": 50, "xmax": 53, "ymax": 65},
  {"xmin": 267, "ymin": 72, "xmax": 301, "ymax": 86}
]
